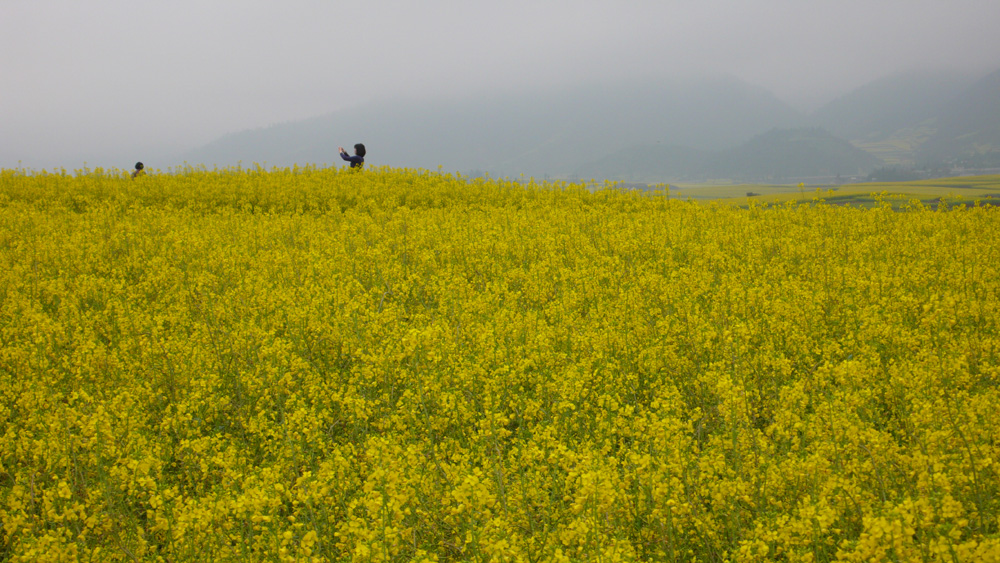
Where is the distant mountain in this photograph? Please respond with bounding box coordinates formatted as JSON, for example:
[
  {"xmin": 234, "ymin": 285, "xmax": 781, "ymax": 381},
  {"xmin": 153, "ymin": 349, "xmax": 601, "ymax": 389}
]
[
  {"xmin": 808, "ymin": 67, "xmax": 1000, "ymax": 167},
  {"xmin": 182, "ymin": 75, "xmax": 805, "ymax": 178},
  {"xmin": 576, "ymin": 128, "xmax": 880, "ymax": 182},
  {"xmin": 811, "ymin": 70, "xmax": 976, "ymax": 141},
  {"xmin": 706, "ymin": 127, "xmax": 881, "ymax": 181},
  {"xmin": 918, "ymin": 68, "xmax": 1000, "ymax": 161},
  {"xmin": 184, "ymin": 68, "xmax": 1000, "ymax": 181},
  {"xmin": 573, "ymin": 144, "xmax": 711, "ymax": 182}
]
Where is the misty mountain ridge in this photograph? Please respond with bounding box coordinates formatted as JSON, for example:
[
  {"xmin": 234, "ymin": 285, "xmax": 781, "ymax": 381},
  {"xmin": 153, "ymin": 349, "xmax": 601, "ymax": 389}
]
[
  {"xmin": 576, "ymin": 128, "xmax": 879, "ymax": 183},
  {"xmin": 573, "ymin": 144, "xmax": 711, "ymax": 183},
  {"xmin": 183, "ymin": 75, "xmax": 805, "ymax": 178},
  {"xmin": 917, "ymin": 67, "xmax": 1000, "ymax": 162},
  {"xmin": 810, "ymin": 69, "xmax": 977, "ymax": 141},
  {"xmin": 706, "ymin": 127, "xmax": 881, "ymax": 180},
  {"xmin": 811, "ymin": 68, "xmax": 1000, "ymax": 168},
  {"xmin": 183, "ymin": 68, "xmax": 1000, "ymax": 182}
]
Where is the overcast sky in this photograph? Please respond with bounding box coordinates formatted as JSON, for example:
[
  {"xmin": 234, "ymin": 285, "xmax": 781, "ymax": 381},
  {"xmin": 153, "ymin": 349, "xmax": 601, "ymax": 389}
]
[{"xmin": 2, "ymin": 0, "xmax": 999, "ymax": 170}]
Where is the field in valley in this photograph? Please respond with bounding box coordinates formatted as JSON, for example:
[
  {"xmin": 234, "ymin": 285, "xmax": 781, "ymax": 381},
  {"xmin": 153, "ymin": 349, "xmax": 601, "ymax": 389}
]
[
  {"xmin": 1, "ymin": 166, "xmax": 999, "ymax": 562},
  {"xmin": 674, "ymin": 175, "xmax": 1000, "ymax": 209}
]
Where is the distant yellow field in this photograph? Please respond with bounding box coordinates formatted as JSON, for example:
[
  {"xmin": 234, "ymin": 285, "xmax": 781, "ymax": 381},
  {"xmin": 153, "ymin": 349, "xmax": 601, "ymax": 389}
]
[
  {"xmin": 674, "ymin": 174, "xmax": 1000, "ymax": 207},
  {"xmin": 2, "ymin": 166, "xmax": 999, "ymax": 562}
]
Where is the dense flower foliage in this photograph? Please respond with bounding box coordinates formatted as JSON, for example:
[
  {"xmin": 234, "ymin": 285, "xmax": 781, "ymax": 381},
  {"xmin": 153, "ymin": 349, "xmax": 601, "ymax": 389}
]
[{"xmin": 1, "ymin": 166, "xmax": 999, "ymax": 562}]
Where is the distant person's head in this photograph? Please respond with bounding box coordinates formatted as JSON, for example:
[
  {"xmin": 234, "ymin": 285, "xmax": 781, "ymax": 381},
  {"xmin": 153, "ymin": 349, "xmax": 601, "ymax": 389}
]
[
  {"xmin": 354, "ymin": 144, "xmax": 366, "ymax": 157},
  {"xmin": 135, "ymin": 162, "xmax": 144, "ymax": 170}
]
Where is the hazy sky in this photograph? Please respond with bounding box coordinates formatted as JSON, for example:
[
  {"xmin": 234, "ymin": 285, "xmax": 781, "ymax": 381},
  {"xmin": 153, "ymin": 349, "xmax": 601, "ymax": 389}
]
[{"xmin": 3, "ymin": 0, "xmax": 999, "ymax": 169}]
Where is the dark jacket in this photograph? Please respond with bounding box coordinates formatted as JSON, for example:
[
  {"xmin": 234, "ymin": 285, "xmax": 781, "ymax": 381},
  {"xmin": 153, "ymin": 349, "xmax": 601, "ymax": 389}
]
[{"xmin": 340, "ymin": 150, "xmax": 364, "ymax": 168}]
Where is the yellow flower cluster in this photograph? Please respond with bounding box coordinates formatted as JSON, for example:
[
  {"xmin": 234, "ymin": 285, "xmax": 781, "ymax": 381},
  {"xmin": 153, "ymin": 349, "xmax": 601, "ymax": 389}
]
[{"xmin": 1, "ymin": 165, "xmax": 999, "ymax": 562}]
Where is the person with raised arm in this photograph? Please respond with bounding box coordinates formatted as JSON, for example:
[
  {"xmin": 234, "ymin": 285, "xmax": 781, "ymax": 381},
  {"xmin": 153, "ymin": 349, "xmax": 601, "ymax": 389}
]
[{"xmin": 339, "ymin": 144, "xmax": 366, "ymax": 169}]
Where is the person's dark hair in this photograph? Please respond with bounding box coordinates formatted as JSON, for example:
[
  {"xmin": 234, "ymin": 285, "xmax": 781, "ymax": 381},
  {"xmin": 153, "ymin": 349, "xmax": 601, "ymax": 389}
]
[
  {"xmin": 354, "ymin": 144, "xmax": 366, "ymax": 157},
  {"xmin": 135, "ymin": 162, "xmax": 144, "ymax": 170}
]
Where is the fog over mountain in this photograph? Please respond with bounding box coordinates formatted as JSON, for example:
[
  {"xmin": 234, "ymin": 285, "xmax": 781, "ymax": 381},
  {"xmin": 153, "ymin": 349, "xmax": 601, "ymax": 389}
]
[
  {"xmin": 180, "ymin": 66, "xmax": 1000, "ymax": 182},
  {"xmin": 810, "ymin": 70, "xmax": 978, "ymax": 141},
  {"xmin": 918, "ymin": 68, "xmax": 1000, "ymax": 163},
  {"xmin": 3, "ymin": 1, "xmax": 1000, "ymax": 173},
  {"xmin": 182, "ymin": 75, "xmax": 806, "ymax": 177}
]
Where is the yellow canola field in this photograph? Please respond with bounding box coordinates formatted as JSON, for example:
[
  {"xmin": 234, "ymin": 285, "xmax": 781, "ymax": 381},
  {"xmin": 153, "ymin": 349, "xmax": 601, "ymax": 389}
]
[{"xmin": 1, "ymin": 166, "xmax": 999, "ymax": 562}]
